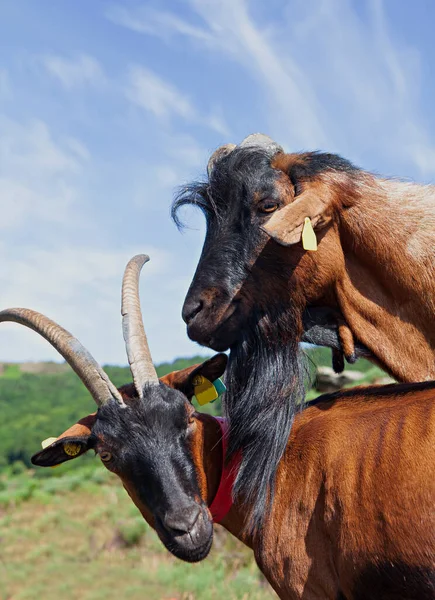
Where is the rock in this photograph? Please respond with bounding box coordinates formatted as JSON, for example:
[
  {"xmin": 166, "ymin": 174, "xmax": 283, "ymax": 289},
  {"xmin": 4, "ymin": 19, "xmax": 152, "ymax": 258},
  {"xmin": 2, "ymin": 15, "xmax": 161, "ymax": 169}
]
[{"xmin": 315, "ymin": 366, "xmax": 365, "ymax": 393}]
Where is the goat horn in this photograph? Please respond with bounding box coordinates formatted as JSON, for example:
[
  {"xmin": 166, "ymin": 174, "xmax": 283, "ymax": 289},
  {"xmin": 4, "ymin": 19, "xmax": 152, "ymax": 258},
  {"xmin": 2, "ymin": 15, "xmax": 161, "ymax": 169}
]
[
  {"xmin": 207, "ymin": 143, "xmax": 236, "ymax": 177},
  {"xmin": 121, "ymin": 254, "xmax": 159, "ymax": 397},
  {"xmin": 0, "ymin": 308, "xmax": 124, "ymax": 407},
  {"xmin": 239, "ymin": 133, "xmax": 283, "ymax": 155}
]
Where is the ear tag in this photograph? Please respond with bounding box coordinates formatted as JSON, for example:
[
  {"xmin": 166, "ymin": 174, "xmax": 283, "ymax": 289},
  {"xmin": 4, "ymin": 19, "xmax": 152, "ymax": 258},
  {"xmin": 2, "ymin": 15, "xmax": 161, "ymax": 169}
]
[
  {"xmin": 193, "ymin": 375, "xmax": 219, "ymax": 406},
  {"xmin": 41, "ymin": 437, "xmax": 61, "ymax": 468},
  {"xmin": 302, "ymin": 217, "xmax": 317, "ymax": 251},
  {"xmin": 41, "ymin": 437, "xmax": 58, "ymax": 449},
  {"xmin": 212, "ymin": 378, "xmax": 226, "ymax": 396},
  {"xmin": 63, "ymin": 442, "xmax": 81, "ymax": 457}
]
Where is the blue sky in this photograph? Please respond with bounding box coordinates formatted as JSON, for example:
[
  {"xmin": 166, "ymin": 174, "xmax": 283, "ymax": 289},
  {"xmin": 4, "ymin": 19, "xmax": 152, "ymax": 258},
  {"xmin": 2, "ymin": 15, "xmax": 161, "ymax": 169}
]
[{"xmin": 1, "ymin": 0, "xmax": 435, "ymax": 365}]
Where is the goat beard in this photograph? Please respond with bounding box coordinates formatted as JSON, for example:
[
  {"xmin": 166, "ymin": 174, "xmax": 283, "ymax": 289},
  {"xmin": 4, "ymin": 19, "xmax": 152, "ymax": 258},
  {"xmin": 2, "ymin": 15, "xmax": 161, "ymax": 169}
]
[{"xmin": 222, "ymin": 303, "xmax": 309, "ymax": 533}]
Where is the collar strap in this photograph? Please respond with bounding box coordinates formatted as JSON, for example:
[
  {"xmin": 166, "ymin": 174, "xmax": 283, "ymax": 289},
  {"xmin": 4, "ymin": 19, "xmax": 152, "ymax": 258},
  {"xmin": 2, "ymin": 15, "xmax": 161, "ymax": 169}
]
[{"xmin": 209, "ymin": 416, "xmax": 240, "ymax": 523}]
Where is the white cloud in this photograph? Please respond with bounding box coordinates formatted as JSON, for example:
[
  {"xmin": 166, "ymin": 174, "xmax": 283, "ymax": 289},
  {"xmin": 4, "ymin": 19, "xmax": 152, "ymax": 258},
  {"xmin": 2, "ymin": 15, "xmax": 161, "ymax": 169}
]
[
  {"xmin": 0, "ymin": 243, "xmax": 180, "ymax": 365},
  {"xmin": 109, "ymin": 0, "xmax": 435, "ymax": 176},
  {"xmin": 0, "ymin": 117, "xmax": 85, "ymax": 230},
  {"xmin": 125, "ymin": 65, "xmax": 230, "ymax": 135},
  {"xmin": 106, "ymin": 4, "xmax": 213, "ymax": 44},
  {"xmin": 127, "ymin": 65, "xmax": 195, "ymax": 120},
  {"xmin": 0, "ymin": 112, "xmax": 201, "ymax": 365},
  {"xmin": 0, "ymin": 117, "xmax": 81, "ymax": 175},
  {"xmin": 41, "ymin": 53, "xmax": 105, "ymax": 89},
  {"xmin": 108, "ymin": 1, "xmax": 329, "ymax": 148}
]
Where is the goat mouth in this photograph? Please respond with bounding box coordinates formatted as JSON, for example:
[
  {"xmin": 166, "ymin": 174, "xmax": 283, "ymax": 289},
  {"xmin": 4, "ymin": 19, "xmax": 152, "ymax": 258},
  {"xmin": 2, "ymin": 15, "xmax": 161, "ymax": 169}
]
[
  {"xmin": 158, "ymin": 527, "xmax": 213, "ymax": 563},
  {"xmin": 155, "ymin": 508, "xmax": 214, "ymax": 563},
  {"xmin": 166, "ymin": 532, "xmax": 213, "ymax": 563},
  {"xmin": 187, "ymin": 301, "xmax": 241, "ymax": 350}
]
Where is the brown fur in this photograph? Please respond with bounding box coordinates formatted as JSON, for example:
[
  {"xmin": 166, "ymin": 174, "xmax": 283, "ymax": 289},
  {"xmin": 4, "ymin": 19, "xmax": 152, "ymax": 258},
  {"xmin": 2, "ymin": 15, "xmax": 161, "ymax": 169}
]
[
  {"xmin": 40, "ymin": 367, "xmax": 435, "ymax": 598},
  {"xmin": 261, "ymin": 154, "xmax": 435, "ymax": 382},
  {"xmin": 219, "ymin": 384, "xmax": 435, "ymax": 599}
]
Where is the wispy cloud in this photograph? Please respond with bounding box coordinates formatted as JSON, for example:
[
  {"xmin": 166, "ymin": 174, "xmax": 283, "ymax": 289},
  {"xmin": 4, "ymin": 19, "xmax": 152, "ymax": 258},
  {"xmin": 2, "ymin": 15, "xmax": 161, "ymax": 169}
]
[
  {"xmin": 109, "ymin": 0, "xmax": 327, "ymax": 148},
  {"xmin": 0, "ymin": 117, "xmax": 84, "ymax": 230},
  {"xmin": 126, "ymin": 65, "xmax": 195, "ymax": 121},
  {"xmin": 0, "ymin": 110, "xmax": 198, "ymax": 364},
  {"xmin": 125, "ymin": 65, "xmax": 230, "ymax": 135},
  {"xmin": 106, "ymin": 4, "xmax": 213, "ymax": 43},
  {"xmin": 41, "ymin": 53, "xmax": 105, "ymax": 89},
  {"xmin": 108, "ymin": 0, "xmax": 435, "ymax": 176}
]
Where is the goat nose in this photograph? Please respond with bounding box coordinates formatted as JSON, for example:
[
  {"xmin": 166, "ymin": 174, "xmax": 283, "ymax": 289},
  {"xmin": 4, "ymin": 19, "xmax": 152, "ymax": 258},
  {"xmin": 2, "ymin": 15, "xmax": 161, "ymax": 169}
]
[
  {"xmin": 163, "ymin": 505, "xmax": 201, "ymax": 534},
  {"xmin": 182, "ymin": 296, "xmax": 204, "ymax": 325}
]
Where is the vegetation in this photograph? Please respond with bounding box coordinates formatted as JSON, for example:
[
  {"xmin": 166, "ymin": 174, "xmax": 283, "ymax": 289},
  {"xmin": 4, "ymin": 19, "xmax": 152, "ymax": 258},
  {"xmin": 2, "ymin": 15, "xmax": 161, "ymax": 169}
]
[
  {"xmin": 0, "ymin": 472, "xmax": 274, "ymax": 600},
  {"xmin": 0, "ymin": 350, "xmax": 387, "ymax": 599}
]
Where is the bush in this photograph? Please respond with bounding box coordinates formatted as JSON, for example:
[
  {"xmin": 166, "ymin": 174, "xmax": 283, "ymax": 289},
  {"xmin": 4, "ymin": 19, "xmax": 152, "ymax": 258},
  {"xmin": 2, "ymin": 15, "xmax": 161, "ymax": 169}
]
[{"xmin": 116, "ymin": 518, "xmax": 148, "ymax": 547}]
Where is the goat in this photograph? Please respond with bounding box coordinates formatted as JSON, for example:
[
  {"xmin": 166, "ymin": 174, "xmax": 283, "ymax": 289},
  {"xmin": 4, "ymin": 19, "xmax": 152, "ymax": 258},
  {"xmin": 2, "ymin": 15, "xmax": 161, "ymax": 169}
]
[
  {"xmin": 172, "ymin": 133, "xmax": 435, "ymax": 522},
  {"xmin": 0, "ymin": 255, "xmax": 227, "ymax": 561},
  {"xmin": 12, "ymin": 256, "xmax": 434, "ymax": 599}
]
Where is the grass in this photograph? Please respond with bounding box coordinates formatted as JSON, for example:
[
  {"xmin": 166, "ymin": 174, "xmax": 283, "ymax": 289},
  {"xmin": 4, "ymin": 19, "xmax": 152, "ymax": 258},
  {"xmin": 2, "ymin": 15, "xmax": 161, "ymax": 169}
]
[
  {"xmin": 0, "ymin": 473, "xmax": 274, "ymax": 600},
  {"xmin": 1, "ymin": 363, "xmax": 22, "ymax": 379}
]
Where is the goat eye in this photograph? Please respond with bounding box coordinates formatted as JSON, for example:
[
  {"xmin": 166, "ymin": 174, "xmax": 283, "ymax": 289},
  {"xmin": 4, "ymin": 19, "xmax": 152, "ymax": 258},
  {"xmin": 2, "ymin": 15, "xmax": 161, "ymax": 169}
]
[
  {"xmin": 259, "ymin": 201, "xmax": 279, "ymax": 214},
  {"xmin": 99, "ymin": 451, "xmax": 112, "ymax": 462}
]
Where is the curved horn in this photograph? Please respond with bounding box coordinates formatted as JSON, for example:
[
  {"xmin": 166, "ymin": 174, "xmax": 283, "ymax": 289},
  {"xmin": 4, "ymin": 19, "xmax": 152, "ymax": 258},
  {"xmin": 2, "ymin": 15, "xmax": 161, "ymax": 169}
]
[
  {"xmin": 239, "ymin": 133, "xmax": 283, "ymax": 155},
  {"xmin": 207, "ymin": 143, "xmax": 236, "ymax": 177},
  {"xmin": 0, "ymin": 308, "xmax": 124, "ymax": 407},
  {"xmin": 121, "ymin": 254, "xmax": 159, "ymax": 397}
]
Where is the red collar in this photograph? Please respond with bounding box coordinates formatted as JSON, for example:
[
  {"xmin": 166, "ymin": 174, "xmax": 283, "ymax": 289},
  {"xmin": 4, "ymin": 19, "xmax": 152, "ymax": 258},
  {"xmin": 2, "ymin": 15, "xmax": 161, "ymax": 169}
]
[{"xmin": 209, "ymin": 417, "xmax": 240, "ymax": 524}]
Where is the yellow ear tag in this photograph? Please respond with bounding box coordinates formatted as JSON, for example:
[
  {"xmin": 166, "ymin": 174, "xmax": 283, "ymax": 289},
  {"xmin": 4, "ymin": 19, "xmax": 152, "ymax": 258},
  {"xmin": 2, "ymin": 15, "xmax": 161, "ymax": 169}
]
[
  {"xmin": 302, "ymin": 217, "xmax": 317, "ymax": 251},
  {"xmin": 63, "ymin": 442, "xmax": 81, "ymax": 457},
  {"xmin": 193, "ymin": 375, "xmax": 219, "ymax": 406}
]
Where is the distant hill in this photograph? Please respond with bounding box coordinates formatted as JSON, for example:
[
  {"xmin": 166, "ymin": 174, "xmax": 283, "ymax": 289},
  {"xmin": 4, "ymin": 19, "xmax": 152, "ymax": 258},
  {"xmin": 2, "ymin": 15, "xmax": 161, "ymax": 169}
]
[
  {"xmin": 0, "ymin": 355, "xmax": 209, "ymax": 379},
  {"xmin": 0, "ymin": 350, "xmax": 386, "ymax": 474}
]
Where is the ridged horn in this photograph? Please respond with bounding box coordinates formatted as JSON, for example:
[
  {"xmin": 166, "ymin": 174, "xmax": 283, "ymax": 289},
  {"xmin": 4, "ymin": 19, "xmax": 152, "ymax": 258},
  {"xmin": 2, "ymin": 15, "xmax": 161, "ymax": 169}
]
[
  {"xmin": 121, "ymin": 254, "xmax": 159, "ymax": 397},
  {"xmin": 207, "ymin": 143, "xmax": 236, "ymax": 177},
  {"xmin": 0, "ymin": 308, "xmax": 124, "ymax": 407},
  {"xmin": 239, "ymin": 133, "xmax": 283, "ymax": 155}
]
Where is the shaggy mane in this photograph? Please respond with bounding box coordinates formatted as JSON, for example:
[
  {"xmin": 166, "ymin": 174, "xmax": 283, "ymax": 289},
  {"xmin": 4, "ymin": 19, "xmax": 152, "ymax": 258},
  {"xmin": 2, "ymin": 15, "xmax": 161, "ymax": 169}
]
[{"xmin": 173, "ymin": 179, "xmax": 311, "ymax": 531}]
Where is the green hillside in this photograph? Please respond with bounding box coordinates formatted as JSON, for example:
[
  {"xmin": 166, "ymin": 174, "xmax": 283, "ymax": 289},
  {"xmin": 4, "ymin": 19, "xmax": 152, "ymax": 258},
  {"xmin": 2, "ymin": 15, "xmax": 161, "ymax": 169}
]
[{"xmin": 0, "ymin": 350, "xmax": 384, "ymax": 476}]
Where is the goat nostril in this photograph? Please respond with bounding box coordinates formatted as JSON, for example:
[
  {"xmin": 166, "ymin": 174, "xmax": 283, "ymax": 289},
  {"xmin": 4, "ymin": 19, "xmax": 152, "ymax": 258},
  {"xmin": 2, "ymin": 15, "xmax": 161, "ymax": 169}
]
[
  {"xmin": 163, "ymin": 505, "xmax": 201, "ymax": 535},
  {"xmin": 183, "ymin": 299, "xmax": 204, "ymax": 325}
]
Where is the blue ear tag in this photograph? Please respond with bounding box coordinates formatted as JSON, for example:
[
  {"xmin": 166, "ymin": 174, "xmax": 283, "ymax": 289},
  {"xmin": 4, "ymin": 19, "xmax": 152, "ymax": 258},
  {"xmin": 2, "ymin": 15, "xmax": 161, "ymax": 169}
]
[
  {"xmin": 193, "ymin": 376, "xmax": 226, "ymax": 406},
  {"xmin": 212, "ymin": 378, "xmax": 226, "ymax": 396}
]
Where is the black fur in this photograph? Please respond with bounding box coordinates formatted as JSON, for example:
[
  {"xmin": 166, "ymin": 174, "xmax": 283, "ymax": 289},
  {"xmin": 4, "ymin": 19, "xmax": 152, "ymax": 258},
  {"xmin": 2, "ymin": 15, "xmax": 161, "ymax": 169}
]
[
  {"xmin": 173, "ymin": 146, "xmax": 313, "ymax": 529},
  {"xmin": 33, "ymin": 383, "xmax": 215, "ymax": 563},
  {"xmin": 92, "ymin": 385, "xmax": 198, "ymax": 507},
  {"xmin": 306, "ymin": 378, "xmax": 435, "ymax": 409},
  {"xmin": 93, "ymin": 387, "xmax": 214, "ymax": 562},
  {"xmin": 353, "ymin": 563, "xmax": 435, "ymax": 600},
  {"xmin": 172, "ymin": 146, "xmax": 364, "ymax": 529},
  {"xmin": 287, "ymin": 151, "xmax": 358, "ymax": 196},
  {"xmin": 223, "ymin": 305, "xmax": 309, "ymax": 531},
  {"xmin": 301, "ymin": 306, "xmax": 373, "ymax": 361}
]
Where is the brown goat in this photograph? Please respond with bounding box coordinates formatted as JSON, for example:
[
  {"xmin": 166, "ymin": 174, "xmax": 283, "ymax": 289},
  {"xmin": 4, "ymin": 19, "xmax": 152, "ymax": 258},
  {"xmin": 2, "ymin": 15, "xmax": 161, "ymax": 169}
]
[
  {"xmin": 34, "ymin": 363, "xmax": 435, "ymax": 599},
  {"xmin": 178, "ymin": 134, "xmax": 435, "ymax": 383},
  {"xmin": 174, "ymin": 133, "xmax": 435, "ymax": 522}
]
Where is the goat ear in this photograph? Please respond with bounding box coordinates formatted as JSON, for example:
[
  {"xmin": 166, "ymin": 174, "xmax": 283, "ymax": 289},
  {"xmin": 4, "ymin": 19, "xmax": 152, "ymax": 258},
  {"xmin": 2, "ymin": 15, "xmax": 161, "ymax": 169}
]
[
  {"xmin": 261, "ymin": 190, "xmax": 332, "ymax": 247},
  {"xmin": 161, "ymin": 354, "xmax": 228, "ymax": 400},
  {"xmin": 31, "ymin": 413, "xmax": 96, "ymax": 467}
]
